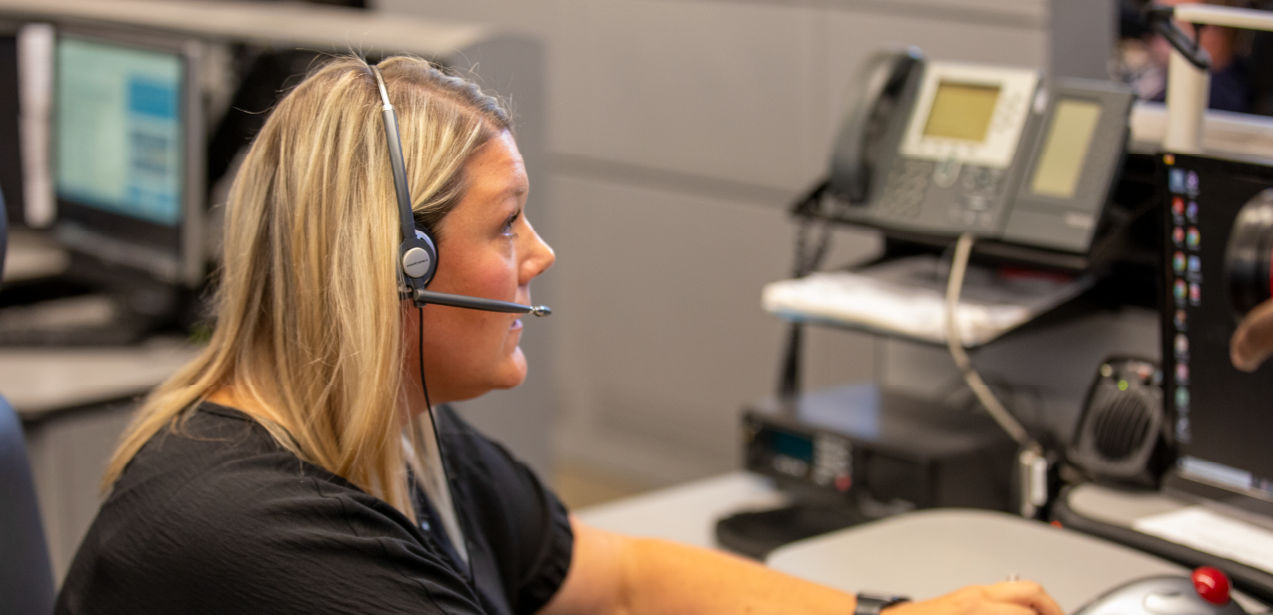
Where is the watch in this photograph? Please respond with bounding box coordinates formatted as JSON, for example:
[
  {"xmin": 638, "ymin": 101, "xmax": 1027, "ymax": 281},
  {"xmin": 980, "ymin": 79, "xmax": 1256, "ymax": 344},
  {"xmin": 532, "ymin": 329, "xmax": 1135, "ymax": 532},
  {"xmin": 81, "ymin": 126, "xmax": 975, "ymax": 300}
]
[{"xmin": 854, "ymin": 593, "xmax": 911, "ymax": 615}]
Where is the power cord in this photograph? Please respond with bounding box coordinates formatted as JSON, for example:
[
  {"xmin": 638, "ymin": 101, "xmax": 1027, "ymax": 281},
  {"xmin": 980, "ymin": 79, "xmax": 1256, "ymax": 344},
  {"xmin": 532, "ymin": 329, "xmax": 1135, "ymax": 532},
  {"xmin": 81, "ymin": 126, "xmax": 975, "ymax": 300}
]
[
  {"xmin": 943, "ymin": 233, "xmax": 1049, "ymax": 517},
  {"xmin": 780, "ymin": 181, "xmax": 836, "ymax": 399},
  {"xmin": 943, "ymin": 233, "xmax": 1031, "ymax": 445}
]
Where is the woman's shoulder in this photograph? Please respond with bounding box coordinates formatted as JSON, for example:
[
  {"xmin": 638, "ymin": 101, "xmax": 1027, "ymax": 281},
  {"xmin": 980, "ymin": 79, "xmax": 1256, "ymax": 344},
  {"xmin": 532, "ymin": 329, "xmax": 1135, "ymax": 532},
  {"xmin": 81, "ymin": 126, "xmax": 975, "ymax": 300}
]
[
  {"xmin": 111, "ymin": 401, "xmax": 395, "ymax": 520},
  {"xmin": 92, "ymin": 402, "xmax": 424, "ymax": 560},
  {"xmin": 59, "ymin": 403, "xmax": 468, "ymax": 614}
]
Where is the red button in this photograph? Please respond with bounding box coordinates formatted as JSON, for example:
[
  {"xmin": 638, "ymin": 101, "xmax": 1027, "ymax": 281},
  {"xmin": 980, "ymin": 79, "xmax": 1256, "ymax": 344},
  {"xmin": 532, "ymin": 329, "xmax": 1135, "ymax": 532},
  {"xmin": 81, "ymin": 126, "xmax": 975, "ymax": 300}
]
[
  {"xmin": 834, "ymin": 475, "xmax": 852, "ymax": 492},
  {"xmin": 1191, "ymin": 566, "xmax": 1232, "ymax": 605}
]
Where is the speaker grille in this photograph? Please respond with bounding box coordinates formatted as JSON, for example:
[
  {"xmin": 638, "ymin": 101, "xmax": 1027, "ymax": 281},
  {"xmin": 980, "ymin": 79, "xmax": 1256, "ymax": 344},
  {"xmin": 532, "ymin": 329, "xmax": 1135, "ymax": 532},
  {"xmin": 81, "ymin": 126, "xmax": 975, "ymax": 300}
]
[{"xmin": 1091, "ymin": 392, "xmax": 1151, "ymax": 461}]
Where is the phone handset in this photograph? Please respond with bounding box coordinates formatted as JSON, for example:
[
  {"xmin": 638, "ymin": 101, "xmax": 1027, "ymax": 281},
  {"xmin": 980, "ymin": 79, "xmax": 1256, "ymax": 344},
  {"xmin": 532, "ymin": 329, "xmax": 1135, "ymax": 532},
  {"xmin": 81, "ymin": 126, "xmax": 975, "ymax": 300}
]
[{"xmin": 827, "ymin": 47, "xmax": 924, "ymax": 205}]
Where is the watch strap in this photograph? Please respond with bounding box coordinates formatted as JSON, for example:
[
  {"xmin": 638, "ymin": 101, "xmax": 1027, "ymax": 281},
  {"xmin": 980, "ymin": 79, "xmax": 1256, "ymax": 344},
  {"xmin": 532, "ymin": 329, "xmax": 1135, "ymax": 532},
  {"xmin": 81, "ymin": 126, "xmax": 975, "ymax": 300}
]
[{"xmin": 855, "ymin": 593, "xmax": 911, "ymax": 615}]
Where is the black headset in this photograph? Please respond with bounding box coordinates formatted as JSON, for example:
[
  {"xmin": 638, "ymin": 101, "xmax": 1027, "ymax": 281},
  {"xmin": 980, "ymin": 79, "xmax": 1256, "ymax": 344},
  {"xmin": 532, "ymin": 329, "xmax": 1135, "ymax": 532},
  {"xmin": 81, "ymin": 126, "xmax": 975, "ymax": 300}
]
[{"xmin": 369, "ymin": 65, "xmax": 550, "ymax": 317}]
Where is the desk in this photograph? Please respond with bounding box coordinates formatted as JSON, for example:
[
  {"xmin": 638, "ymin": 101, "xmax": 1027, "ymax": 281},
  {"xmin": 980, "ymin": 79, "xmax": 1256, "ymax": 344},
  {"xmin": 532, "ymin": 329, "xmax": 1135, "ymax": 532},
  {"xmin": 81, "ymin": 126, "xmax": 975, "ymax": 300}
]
[
  {"xmin": 769, "ymin": 508, "xmax": 1265, "ymax": 613},
  {"xmin": 0, "ymin": 230, "xmax": 67, "ymax": 284},
  {"xmin": 577, "ymin": 472, "xmax": 791, "ymax": 550},
  {"xmin": 578, "ymin": 472, "xmax": 1271, "ymax": 614},
  {"xmin": 1, "ymin": 336, "xmax": 201, "ymax": 423},
  {"xmin": 0, "ymin": 338, "xmax": 202, "ymax": 582}
]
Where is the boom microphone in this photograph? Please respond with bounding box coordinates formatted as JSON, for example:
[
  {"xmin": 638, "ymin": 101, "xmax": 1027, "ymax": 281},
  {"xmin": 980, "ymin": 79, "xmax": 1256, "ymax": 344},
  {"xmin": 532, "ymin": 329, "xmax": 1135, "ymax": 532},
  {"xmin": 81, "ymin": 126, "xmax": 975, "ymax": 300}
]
[{"xmin": 412, "ymin": 288, "xmax": 552, "ymax": 317}]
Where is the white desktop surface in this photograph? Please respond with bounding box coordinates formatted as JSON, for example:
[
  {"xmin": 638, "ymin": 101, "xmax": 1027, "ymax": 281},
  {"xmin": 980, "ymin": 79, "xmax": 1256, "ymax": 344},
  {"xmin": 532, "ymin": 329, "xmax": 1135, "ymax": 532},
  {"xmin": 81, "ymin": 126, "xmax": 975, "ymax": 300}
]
[
  {"xmin": 0, "ymin": 336, "xmax": 202, "ymax": 419},
  {"xmin": 1, "ymin": 230, "xmax": 67, "ymax": 283},
  {"xmin": 768, "ymin": 508, "xmax": 1201, "ymax": 611},
  {"xmin": 576, "ymin": 472, "xmax": 791, "ymax": 550},
  {"xmin": 579, "ymin": 472, "xmax": 1269, "ymax": 614}
]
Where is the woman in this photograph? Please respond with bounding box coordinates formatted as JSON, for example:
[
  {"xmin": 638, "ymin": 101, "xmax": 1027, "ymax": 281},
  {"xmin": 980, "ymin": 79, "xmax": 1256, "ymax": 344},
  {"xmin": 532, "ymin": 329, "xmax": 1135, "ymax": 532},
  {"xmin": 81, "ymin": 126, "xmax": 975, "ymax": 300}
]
[{"xmin": 56, "ymin": 56, "xmax": 1064, "ymax": 615}]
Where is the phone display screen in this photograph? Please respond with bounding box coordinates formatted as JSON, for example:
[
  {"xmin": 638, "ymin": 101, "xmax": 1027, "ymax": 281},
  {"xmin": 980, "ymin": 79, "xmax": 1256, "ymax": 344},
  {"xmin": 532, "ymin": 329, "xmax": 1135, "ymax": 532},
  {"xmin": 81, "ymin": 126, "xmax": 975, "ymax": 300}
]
[
  {"xmin": 921, "ymin": 81, "xmax": 999, "ymax": 142},
  {"xmin": 1029, "ymin": 99, "xmax": 1101, "ymax": 199}
]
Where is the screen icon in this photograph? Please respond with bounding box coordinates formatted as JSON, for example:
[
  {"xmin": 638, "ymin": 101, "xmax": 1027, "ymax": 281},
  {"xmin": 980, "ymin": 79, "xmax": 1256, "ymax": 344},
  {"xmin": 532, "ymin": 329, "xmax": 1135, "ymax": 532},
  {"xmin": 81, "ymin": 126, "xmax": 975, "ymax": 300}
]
[{"xmin": 1170, "ymin": 168, "xmax": 1186, "ymax": 193}]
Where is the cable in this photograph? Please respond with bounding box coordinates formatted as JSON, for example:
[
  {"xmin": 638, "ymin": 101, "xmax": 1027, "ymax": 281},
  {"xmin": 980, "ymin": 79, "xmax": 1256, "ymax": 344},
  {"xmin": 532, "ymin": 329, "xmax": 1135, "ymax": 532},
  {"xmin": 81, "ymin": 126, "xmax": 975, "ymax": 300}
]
[
  {"xmin": 415, "ymin": 307, "xmax": 474, "ymax": 582},
  {"xmin": 942, "ymin": 232, "xmax": 1033, "ymax": 448},
  {"xmin": 780, "ymin": 183, "xmax": 835, "ymax": 399},
  {"xmin": 417, "ymin": 307, "xmax": 434, "ymax": 417}
]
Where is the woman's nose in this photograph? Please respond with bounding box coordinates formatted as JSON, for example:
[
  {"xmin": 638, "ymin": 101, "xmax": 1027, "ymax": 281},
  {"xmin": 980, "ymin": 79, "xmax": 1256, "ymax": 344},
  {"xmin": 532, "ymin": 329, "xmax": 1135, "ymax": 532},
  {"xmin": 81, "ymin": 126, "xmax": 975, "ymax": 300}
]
[{"xmin": 521, "ymin": 223, "xmax": 555, "ymax": 281}]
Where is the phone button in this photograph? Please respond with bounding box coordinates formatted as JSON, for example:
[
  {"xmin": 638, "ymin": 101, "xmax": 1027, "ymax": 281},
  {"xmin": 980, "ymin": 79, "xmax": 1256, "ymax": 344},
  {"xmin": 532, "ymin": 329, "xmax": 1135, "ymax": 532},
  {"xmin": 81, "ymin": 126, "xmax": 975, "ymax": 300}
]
[{"xmin": 933, "ymin": 159, "xmax": 960, "ymax": 188}]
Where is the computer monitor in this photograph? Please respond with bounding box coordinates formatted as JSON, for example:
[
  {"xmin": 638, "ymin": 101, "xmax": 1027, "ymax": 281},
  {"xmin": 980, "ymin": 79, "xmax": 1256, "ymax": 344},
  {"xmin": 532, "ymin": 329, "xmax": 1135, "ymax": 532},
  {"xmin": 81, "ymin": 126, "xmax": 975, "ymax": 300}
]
[
  {"xmin": 1159, "ymin": 153, "xmax": 1273, "ymax": 523},
  {"xmin": 50, "ymin": 27, "xmax": 205, "ymax": 326},
  {"xmin": 0, "ymin": 27, "xmax": 25, "ymax": 229}
]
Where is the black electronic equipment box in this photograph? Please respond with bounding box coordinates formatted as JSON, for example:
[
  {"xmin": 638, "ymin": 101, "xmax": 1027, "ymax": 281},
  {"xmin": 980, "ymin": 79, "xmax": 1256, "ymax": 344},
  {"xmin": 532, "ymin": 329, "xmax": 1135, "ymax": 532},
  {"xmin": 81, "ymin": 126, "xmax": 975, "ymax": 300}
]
[{"xmin": 742, "ymin": 385, "xmax": 1017, "ymax": 512}]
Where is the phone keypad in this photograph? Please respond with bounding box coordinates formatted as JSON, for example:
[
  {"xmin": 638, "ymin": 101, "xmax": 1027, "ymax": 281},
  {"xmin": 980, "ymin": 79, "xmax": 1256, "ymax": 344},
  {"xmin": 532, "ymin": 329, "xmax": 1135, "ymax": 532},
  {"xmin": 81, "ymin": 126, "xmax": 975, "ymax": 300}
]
[
  {"xmin": 874, "ymin": 158, "xmax": 1008, "ymax": 233},
  {"xmin": 877, "ymin": 159, "xmax": 931, "ymax": 219}
]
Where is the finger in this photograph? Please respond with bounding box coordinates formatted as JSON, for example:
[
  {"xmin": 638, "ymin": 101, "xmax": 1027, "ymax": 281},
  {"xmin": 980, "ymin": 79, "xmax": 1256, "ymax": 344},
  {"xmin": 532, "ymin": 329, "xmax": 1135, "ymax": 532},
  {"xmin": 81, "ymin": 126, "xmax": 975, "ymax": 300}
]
[
  {"xmin": 979, "ymin": 603, "xmax": 1039, "ymax": 615},
  {"xmin": 1231, "ymin": 298, "xmax": 1273, "ymax": 371},
  {"xmin": 983, "ymin": 581, "xmax": 1065, "ymax": 615}
]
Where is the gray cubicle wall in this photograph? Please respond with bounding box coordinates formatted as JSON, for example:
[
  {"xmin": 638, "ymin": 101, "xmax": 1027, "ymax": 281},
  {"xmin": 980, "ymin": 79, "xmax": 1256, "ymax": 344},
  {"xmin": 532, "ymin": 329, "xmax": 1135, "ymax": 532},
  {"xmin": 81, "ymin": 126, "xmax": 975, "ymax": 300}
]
[{"xmin": 371, "ymin": 0, "xmax": 1135, "ymax": 489}]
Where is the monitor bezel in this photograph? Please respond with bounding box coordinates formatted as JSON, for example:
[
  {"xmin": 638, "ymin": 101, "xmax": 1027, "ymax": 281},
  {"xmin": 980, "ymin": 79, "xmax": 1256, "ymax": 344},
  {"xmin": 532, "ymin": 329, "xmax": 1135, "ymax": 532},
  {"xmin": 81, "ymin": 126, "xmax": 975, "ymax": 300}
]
[
  {"xmin": 50, "ymin": 24, "xmax": 205, "ymax": 290},
  {"xmin": 0, "ymin": 21, "xmax": 24, "ymax": 230},
  {"xmin": 1159, "ymin": 153, "xmax": 1273, "ymax": 526}
]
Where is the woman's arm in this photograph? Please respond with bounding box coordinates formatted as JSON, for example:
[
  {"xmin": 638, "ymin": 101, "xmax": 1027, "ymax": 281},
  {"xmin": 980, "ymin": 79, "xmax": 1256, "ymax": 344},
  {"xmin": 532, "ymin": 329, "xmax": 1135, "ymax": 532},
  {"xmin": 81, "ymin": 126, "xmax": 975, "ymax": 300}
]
[{"xmin": 539, "ymin": 517, "xmax": 1064, "ymax": 615}]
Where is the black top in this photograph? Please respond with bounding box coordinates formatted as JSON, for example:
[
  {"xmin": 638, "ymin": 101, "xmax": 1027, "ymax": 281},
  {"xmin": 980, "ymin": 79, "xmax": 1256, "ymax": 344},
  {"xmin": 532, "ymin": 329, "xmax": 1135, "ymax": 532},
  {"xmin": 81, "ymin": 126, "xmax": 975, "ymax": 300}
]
[{"xmin": 55, "ymin": 402, "xmax": 573, "ymax": 614}]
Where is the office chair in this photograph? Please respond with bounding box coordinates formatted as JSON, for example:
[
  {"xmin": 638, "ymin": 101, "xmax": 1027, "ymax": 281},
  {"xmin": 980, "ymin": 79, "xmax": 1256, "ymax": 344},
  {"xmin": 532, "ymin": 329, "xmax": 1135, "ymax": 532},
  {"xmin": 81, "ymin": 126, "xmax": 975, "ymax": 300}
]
[
  {"xmin": 0, "ymin": 395, "xmax": 55, "ymax": 615},
  {"xmin": 4, "ymin": 149, "xmax": 55, "ymax": 614}
]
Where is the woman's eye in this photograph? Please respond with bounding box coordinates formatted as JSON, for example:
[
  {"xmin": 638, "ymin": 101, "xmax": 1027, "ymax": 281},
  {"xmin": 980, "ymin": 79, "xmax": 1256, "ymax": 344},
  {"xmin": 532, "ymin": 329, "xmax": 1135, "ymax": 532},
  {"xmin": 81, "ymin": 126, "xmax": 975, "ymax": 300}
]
[{"xmin": 503, "ymin": 211, "xmax": 521, "ymax": 235}]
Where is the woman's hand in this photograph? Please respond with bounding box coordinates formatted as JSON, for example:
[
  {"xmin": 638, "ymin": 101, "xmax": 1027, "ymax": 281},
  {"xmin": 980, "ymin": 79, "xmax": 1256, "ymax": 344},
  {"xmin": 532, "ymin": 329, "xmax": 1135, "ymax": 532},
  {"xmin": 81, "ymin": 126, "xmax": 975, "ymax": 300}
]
[
  {"xmin": 888, "ymin": 581, "xmax": 1065, "ymax": 615},
  {"xmin": 1231, "ymin": 297, "xmax": 1273, "ymax": 371}
]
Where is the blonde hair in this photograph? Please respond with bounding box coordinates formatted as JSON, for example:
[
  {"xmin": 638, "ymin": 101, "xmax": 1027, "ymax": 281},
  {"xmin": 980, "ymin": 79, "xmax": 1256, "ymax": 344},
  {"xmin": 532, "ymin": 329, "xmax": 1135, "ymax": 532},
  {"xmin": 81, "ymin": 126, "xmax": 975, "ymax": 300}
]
[{"xmin": 102, "ymin": 55, "xmax": 511, "ymax": 519}]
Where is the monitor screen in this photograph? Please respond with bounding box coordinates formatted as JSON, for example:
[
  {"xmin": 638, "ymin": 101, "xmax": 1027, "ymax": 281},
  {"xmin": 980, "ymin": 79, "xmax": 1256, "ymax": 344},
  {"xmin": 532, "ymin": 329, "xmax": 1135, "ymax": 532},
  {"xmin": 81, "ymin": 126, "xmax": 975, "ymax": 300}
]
[
  {"xmin": 55, "ymin": 35, "xmax": 182, "ymax": 227},
  {"xmin": 51, "ymin": 30, "xmax": 202, "ymax": 289},
  {"xmin": 1028, "ymin": 99, "xmax": 1102, "ymax": 199},
  {"xmin": 922, "ymin": 81, "xmax": 1000, "ymax": 142},
  {"xmin": 1161, "ymin": 154, "xmax": 1273, "ymax": 521}
]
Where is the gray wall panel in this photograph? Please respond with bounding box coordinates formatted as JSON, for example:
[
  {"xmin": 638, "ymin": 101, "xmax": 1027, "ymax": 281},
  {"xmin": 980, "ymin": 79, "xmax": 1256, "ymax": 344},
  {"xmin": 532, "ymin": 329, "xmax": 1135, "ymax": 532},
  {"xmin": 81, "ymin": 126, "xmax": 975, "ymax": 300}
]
[
  {"xmin": 374, "ymin": 0, "xmax": 1062, "ymax": 487},
  {"xmin": 548, "ymin": 173, "xmax": 881, "ymax": 484}
]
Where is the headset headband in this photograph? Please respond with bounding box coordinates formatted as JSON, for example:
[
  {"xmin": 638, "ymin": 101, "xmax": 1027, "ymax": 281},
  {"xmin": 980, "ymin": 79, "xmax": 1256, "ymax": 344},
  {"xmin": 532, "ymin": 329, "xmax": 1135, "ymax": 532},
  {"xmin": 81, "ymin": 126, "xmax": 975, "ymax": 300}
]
[{"xmin": 371, "ymin": 65, "xmax": 437, "ymax": 289}]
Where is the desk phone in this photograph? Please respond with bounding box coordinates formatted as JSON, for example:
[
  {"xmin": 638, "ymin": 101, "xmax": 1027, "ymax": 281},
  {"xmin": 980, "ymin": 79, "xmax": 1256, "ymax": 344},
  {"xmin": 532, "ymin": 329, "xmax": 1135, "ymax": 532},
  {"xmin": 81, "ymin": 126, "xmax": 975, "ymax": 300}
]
[{"xmin": 825, "ymin": 49, "xmax": 1134, "ymax": 256}]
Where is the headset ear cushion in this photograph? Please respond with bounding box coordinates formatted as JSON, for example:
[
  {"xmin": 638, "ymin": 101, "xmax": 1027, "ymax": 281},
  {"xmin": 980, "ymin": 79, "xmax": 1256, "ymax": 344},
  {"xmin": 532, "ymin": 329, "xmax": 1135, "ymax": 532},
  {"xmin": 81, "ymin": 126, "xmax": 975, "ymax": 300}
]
[{"xmin": 402, "ymin": 228, "xmax": 438, "ymax": 287}]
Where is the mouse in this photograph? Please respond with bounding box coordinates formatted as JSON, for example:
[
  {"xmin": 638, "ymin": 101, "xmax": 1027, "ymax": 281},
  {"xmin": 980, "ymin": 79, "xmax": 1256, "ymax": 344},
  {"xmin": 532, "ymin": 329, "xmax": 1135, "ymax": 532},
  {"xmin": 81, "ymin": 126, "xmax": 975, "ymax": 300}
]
[{"xmin": 1072, "ymin": 567, "xmax": 1250, "ymax": 615}]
